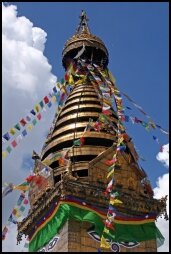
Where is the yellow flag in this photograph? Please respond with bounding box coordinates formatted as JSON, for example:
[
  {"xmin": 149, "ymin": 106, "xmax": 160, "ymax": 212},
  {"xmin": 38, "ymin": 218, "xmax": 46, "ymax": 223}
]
[
  {"xmin": 100, "ymin": 236, "xmax": 110, "ymax": 249},
  {"xmin": 2, "ymin": 151, "xmax": 7, "ymax": 158},
  {"xmin": 103, "ymin": 227, "xmax": 109, "ymax": 234},
  {"xmin": 118, "ymin": 137, "xmax": 124, "ymax": 144},
  {"xmin": 109, "ymin": 71, "xmax": 116, "ymax": 84},
  {"xmin": 9, "ymin": 128, "xmax": 16, "ymax": 135},
  {"xmin": 27, "ymin": 124, "xmax": 33, "ymax": 131},
  {"xmin": 15, "ymin": 210, "xmax": 22, "ymax": 218},
  {"xmin": 35, "ymin": 105, "xmax": 40, "ymax": 113},
  {"xmin": 103, "ymin": 98, "xmax": 112, "ymax": 107},
  {"xmin": 68, "ymin": 74, "xmax": 74, "ymax": 84},
  {"xmin": 51, "ymin": 96, "xmax": 56, "ymax": 103},
  {"xmin": 56, "ymin": 82, "xmax": 61, "ymax": 89},
  {"xmin": 42, "ymin": 158, "xmax": 51, "ymax": 166},
  {"xmin": 107, "ymin": 168, "xmax": 114, "ymax": 178},
  {"xmin": 110, "ymin": 198, "xmax": 123, "ymax": 205}
]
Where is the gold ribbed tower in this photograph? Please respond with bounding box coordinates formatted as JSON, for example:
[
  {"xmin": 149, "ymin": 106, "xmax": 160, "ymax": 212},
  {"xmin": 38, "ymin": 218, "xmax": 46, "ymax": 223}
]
[{"xmin": 17, "ymin": 11, "xmax": 167, "ymax": 252}]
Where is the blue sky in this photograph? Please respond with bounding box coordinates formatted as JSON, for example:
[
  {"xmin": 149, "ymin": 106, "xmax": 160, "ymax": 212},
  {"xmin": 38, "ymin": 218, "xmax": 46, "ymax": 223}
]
[
  {"xmin": 2, "ymin": 2, "xmax": 169, "ymax": 252},
  {"xmin": 11, "ymin": 1, "xmax": 168, "ymax": 186}
]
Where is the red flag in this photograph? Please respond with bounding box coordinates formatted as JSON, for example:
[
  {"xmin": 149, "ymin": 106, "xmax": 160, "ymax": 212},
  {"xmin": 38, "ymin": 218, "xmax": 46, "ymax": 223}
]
[
  {"xmin": 65, "ymin": 73, "xmax": 69, "ymax": 81},
  {"xmin": 102, "ymin": 109, "xmax": 112, "ymax": 115},
  {"xmin": 80, "ymin": 137, "xmax": 85, "ymax": 146},
  {"xmin": 105, "ymin": 219, "xmax": 113, "ymax": 229},
  {"xmin": 23, "ymin": 198, "xmax": 29, "ymax": 205},
  {"xmin": 20, "ymin": 118, "xmax": 27, "ymax": 126},
  {"xmin": 11, "ymin": 140, "xmax": 17, "ymax": 148},
  {"xmin": 37, "ymin": 113, "xmax": 42, "ymax": 120},
  {"xmin": 105, "ymin": 158, "xmax": 117, "ymax": 166},
  {"xmin": 26, "ymin": 175, "xmax": 35, "ymax": 182},
  {"xmin": 44, "ymin": 96, "xmax": 49, "ymax": 104}
]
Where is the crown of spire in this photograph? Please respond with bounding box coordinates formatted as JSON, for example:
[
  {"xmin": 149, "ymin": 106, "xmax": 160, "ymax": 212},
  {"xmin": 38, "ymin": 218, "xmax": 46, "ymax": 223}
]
[
  {"xmin": 62, "ymin": 11, "xmax": 109, "ymax": 69},
  {"xmin": 76, "ymin": 10, "xmax": 90, "ymax": 34}
]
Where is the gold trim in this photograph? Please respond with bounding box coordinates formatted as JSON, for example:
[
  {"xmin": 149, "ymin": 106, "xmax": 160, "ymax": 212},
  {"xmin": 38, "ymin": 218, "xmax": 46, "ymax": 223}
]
[
  {"xmin": 73, "ymin": 84, "xmax": 94, "ymax": 91},
  {"xmin": 66, "ymin": 91, "xmax": 98, "ymax": 101},
  {"xmin": 55, "ymin": 112, "xmax": 100, "ymax": 127},
  {"xmin": 63, "ymin": 97, "xmax": 101, "ymax": 108},
  {"xmin": 71, "ymin": 88, "xmax": 95, "ymax": 95},
  {"xmin": 59, "ymin": 104, "xmax": 101, "ymax": 117},
  {"xmin": 52, "ymin": 122, "xmax": 89, "ymax": 138},
  {"xmin": 42, "ymin": 131, "xmax": 115, "ymax": 156}
]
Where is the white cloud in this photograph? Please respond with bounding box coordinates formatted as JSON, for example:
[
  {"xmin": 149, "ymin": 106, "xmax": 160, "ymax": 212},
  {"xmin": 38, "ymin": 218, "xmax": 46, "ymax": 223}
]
[
  {"xmin": 153, "ymin": 173, "xmax": 169, "ymax": 252},
  {"xmin": 2, "ymin": 2, "xmax": 56, "ymax": 95},
  {"xmin": 2, "ymin": 3, "xmax": 57, "ymax": 252},
  {"xmin": 156, "ymin": 143, "xmax": 169, "ymax": 168}
]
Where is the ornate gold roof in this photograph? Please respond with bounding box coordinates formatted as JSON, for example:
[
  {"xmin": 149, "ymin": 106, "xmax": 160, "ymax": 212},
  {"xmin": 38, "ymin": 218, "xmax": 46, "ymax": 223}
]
[{"xmin": 62, "ymin": 11, "xmax": 109, "ymax": 67}]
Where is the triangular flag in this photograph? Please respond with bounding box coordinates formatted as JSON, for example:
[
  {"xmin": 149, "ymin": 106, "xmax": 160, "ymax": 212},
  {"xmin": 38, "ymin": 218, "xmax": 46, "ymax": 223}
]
[
  {"xmin": 100, "ymin": 236, "xmax": 110, "ymax": 249},
  {"xmin": 110, "ymin": 198, "xmax": 123, "ymax": 205},
  {"xmin": 107, "ymin": 168, "xmax": 114, "ymax": 178}
]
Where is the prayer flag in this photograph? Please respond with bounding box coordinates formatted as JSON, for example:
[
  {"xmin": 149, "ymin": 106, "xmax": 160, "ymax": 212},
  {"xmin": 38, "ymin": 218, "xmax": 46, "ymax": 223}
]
[
  {"xmin": 23, "ymin": 198, "xmax": 29, "ymax": 205},
  {"xmin": 32, "ymin": 119, "xmax": 37, "ymax": 126},
  {"xmin": 110, "ymin": 191, "xmax": 119, "ymax": 198},
  {"xmin": 2, "ymin": 183, "xmax": 14, "ymax": 198},
  {"xmin": 53, "ymin": 86, "xmax": 57, "ymax": 94},
  {"xmin": 30, "ymin": 109, "xmax": 36, "ymax": 116},
  {"xmin": 107, "ymin": 165, "xmax": 115, "ymax": 172},
  {"xmin": 8, "ymin": 214, "xmax": 17, "ymax": 224},
  {"xmin": 3, "ymin": 132, "xmax": 10, "ymax": 141},
  {"xmin": 6, "ymin": 146, "xmax": 12, "ymax": 153},
  {"xmin": 27, "ymin": 124, "xmax": 33, "ymax": 131},
  {"xmin": 13, "ymin": 182, "xmax": 30, "ymax": 192},
  {"xmin": 47, "ymin": 101, "xmax": 52, "ymax": 108},
  {"xmin": 42, "ymin": 158, "xmax": 51, "ymax": 166},
  {"xmin": 108, "ymin": 204, "xmax": 117, "ymax": 213},
  {"xmin": 22, "ymin": 129, "xmax": 27, "ymax": 137},
  {"xmin": 35, "ymin": 105, "xmax": 40, "ymax": 113},
  {"xmin": 37, "ymin": 113, "xmax": 42, "ymax": 120},
  {"xmin": 39, "ymin": 100, "xmax": 44, "ymax": 108},
  {"xmin": 2, "ymin": 226, "xmax": 8, "ymax": 240},
  {"xmin": 105, "ymin": 219, "xmax": 113, "ymax": 229},
  {"xmin": 20, "ymin": 118, "xmax": 27, "ymax": 126},
  {"xmin": 73, "ymin": 139, "xmax": 81, "ymax": 146},
  {"xmin": 51, "ymin": 96, "xmax": 56, "ymax": 103},
  {"xmin": 103, "ymin": 227, "xmax": 109, "ymax": 234},
  {"xmin": 2, "ymin": 151, "xmax": 7, "ymax": 158},
  {"xmin": 125, "ymin": 115, "xmax": 129, "ymax": 122},
  {"xmin": 117, "ymin": 145, "xmax": 126, "ymax": 151},
  {"xmin": 11, "ymin": 140, "xmax": 17, "ymax": 148},
  {"xmin": 2, "ymin": 137, "xmax": 6, "ymax": 144},
  {"xmin": 26, "ymin": 115, "xmax": 31, "ymax": 122},
  {"xmin": 9, "ymin": 128, "xmax": 16, "ymax": 135},
  {"xmin": 100, "ymin": 236, "xmax": 110, "ymax": 249},
  {"xmin": 110, "ymin": 198, "xmax": 123, "ymax": 205},
  {"xmin": 20, "ymin": 206, "xmax": 25, "ymax": 212},
  {"xmin": 44, "ymin": 96, "xmax": 49, "ymax": 104},
  {"xmin": 105, "ymin": 158, "xmax": 117, "ymax": 166},
  {"xmin": 16, "ymin": 134, "xmax": 23, "ymax": 143},
  {"xmin": 107, "ymin": 168, "xmax": 114, "ymax": 178},
  {"xmin": 106, "ymin": 179, "xmax": 114, "ymax": 192},
  {"xmin": 80, "ymin": 137, "xmax": 85, "ymax": 146},
  {"xmin": 17, "ymin": 194, "xmax": 25, "ymax": 206},
  {"xmin": 126, "ymin": 106, "xmax": 132, "ymax": 110}
]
